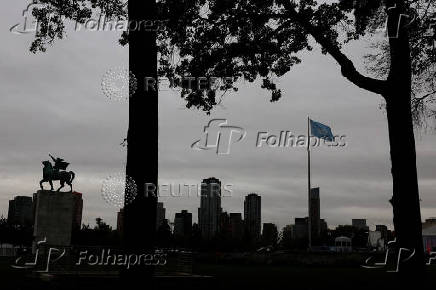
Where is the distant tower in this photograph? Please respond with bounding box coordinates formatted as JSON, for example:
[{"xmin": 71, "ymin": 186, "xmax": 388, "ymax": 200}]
[
  {"xmin": 309, "ymin": 187, "xmax": 321, "ymax": 241},
  {"xmin": 198, "ymin": 177, "xmax": 222, "ymax": 240},
  {"xmin": 174, "ymin": 210, "xmax": 192, "ymax": 239},
  {"xmin": 262, "ymin": 223, "xmax": 278, "ymax": 245},
  {"xmin": 352, "ymin": 219, "xmax": 369, "ymax": 231},
  {"xmin": 293, "ymin": 217, "xmax": 308, "ymax": 240},
  {"xmin": 229, "ymin": 213, "xmax": 244, "ymax": 241},
  {"xmin": 156, "ymin": 202, "xmax": 166, "ymax": 229},
  {"xmin": 220, "ymin": 211, "xmax": 232, "ymax": 239},
  {"xmin": 244, "ymin": 193, "xmax": 261, "ymax": 242},
  {"xmin": 320, "ymin": 219, "xmax": 328, "ymax": 235},
  {"xmin": 117, "ymin": 208, "xmax": 124, "ymax": 234},
  {"xmin": 376, "ymin": 224, "xmax": 388, "ymax": 241},
  {"xmin": 7, "ymin": 196, "xmax": 33, "ymax": 227}
]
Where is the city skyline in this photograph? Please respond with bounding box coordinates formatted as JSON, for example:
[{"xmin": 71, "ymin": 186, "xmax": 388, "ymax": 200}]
[
  {"xmin": 4, "ymin": 188, "xmax": 420, "ymax": 243},
  {"xmin": 3, "ymin": 179, "xmax": 431, "ymax": 232},
  {"xmin": 2, "ymin": 0, "xmax": 436, "ymax": 233}
]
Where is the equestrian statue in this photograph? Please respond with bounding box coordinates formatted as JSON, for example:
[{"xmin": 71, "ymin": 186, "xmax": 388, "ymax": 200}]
[{"xmin": 40, "ymin": 154, "xmax": 75, "ymax": 192}]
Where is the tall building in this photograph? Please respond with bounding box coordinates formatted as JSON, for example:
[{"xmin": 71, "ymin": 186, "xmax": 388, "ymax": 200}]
[
  {"xmin": 244, "ymin": 193, "xmax": 261, "ymax": 241},
  {"xmin": 309, "ymin": 188, "xmax": 320, "ymax": 241},
  {"xmin": 229, "ymin": 213, "xmax": 244, "ymax": 241},
  {"xmin": 174, "ymin": 210, "xmax": 192, "ymax": 239},
  {"xmin": 117, "ymin": 208, "xmax": 124, "ymax": 233},
  {"xmin": 423, "ymin": 218, "xmax": 436, "ymax": 229},
  {"xmin": 262, "ymin": 223, "xmax": 278, "ymax": 245},
  {"xmin": 72, "ymin": 192, "xmax": 83, "ymax": 231},
  {"xmin": 282, "ymin": 225, "xmax": 293, "ymax": 244},
  {"xmin": 156, "ymin": 202, "xmax": 166, "ymax": 229},
  {"xmin": 320, "ymin": 218, "xmax": 328, "ymax": 234},
  {"xmin": 376, "ymin": 224, "xmax": 388, "ymax": 241},
  {"xmin": 352, "ymin": 219, "xmax": 369, "ymax": 231},
  {"xmin": 292, "ymin": 217, "xmax": 308, "ymax": 240},
  {"xmin": 198, "ymin": 177, "xmax": 222, "ymax": 240},
  {"xmin": 7, "ymin": 196, "xmax": 33, "ymax": 227},
  {"xmin": 220, "ymin": 211, "xmax": 232, "ymax": 239}
]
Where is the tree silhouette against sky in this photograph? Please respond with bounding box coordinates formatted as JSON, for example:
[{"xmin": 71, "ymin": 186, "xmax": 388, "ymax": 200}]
[{"xmin": 25, "ymin": 0, "xmax": 436, "ymax": 277}]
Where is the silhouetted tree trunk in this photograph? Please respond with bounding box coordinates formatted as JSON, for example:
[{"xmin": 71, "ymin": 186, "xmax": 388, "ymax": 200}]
[
  {"xmin": 384, "ymin": 0, "xmax": 424, "ymax": 273},
  {"xmin": 123, "ymin": 0, "xmax": 158, "ymax": 284}
]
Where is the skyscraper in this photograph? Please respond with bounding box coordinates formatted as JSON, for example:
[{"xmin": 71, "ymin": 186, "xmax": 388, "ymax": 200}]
[
  {"xmin": 423, "ymin": 218, "xmax": 436, "ymax": 229},
  {"xmin": 7, "ymin": 196, "xmax": 33, "ymax": 227},
  {"xmin": 117, "ymin": 208, "xmax": 124, "ymax": 233},
  {"xmin": 262, "ymin": 223, "xmax": 278, "ymax": 245},
  {"xmin": 320, "ymin": 218, "xmax": 328, "ymax": 235},
  {"xmin": 376, "ymin": 224, "xmax": 388, "ymax": 241},
  {"xmin": 244, "ymin": 193, "xmax": 261, "ymax": 242},
  {"xmin": 309, "ymin": 187, "xmax": 320, "ymax": 241},
  {"xmin": 292, "ymin": 217, "xmax": 308, "ymax": 240},
  {"xmin": 229, "ymin": 213, "xmax": 244, "ymax": 241},
  {"xmin": 352, "ymin": 219, "xmax": 369, "ymax": 231},
  {"xmin": 198, "ymin": 177, "xmax": 222, "ymax": 240},
  {"xmin": 156, "ymin": 202, "xmax": 166, "ymax": 229},
  {"xmin": 281, "ymin": 225, "xmax": 293, "ymax": 247},
  {"xmin": 220, "ymin": 211, "xmax": 232, "ymax": 239},
  {"xmin": 174, "ymin": 210, "xmax": 192, "ymax": 239}
]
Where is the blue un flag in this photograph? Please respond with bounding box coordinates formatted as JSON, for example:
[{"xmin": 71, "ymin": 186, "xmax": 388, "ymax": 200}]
[{"xmin": 310, "ymin": 119, "xmax": 334, "ymax": 141}]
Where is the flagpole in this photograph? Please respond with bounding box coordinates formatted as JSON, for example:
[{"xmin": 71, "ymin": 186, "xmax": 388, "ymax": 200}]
[{"xmin": 307, "ymin": 116, "xmax": 312, "ymax": 250}]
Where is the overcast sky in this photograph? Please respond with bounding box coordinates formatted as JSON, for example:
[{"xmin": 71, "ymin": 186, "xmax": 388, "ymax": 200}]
[{"xmin": 1, "ymin": 0, "xmax": 435, "ymax": 231}]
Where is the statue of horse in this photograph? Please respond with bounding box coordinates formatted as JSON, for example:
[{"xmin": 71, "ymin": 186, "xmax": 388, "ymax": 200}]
[{"xmin": 39, "ymin": 161, "xmax": 75, "ymax": 192}]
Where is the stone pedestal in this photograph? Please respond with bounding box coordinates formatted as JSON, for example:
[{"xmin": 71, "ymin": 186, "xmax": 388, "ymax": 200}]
[{"xmin": 33, "ymin": 190, "xmax": 74, "ymax": 247}]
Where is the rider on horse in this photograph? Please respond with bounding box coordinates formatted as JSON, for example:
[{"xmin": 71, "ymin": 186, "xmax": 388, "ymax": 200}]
[
  {"xmin": 49, "ymin": 154, "xmax": 69, "ymax": 177},
  {"xmin": 40, "ymin": 154, "xmax": 75, "ymax": 192},
  {"xmin": 50, "ymin": 154, "xmax": 69, "ymax": 170}
]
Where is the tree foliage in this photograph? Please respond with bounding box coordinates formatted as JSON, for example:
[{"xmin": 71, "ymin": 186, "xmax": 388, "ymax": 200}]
[{"xmin": 26, "ymin": 0, "xmax": 436, "ymax": 123}]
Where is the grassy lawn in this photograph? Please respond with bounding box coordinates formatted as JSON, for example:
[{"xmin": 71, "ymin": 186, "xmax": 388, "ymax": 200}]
[
  {"xmin": 2, "ymin": 257, "xmax": 435, "ymax": 289},
  {"xmin": 193, "ymin": 263, "xmax": 436, "ymax": 289}
]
